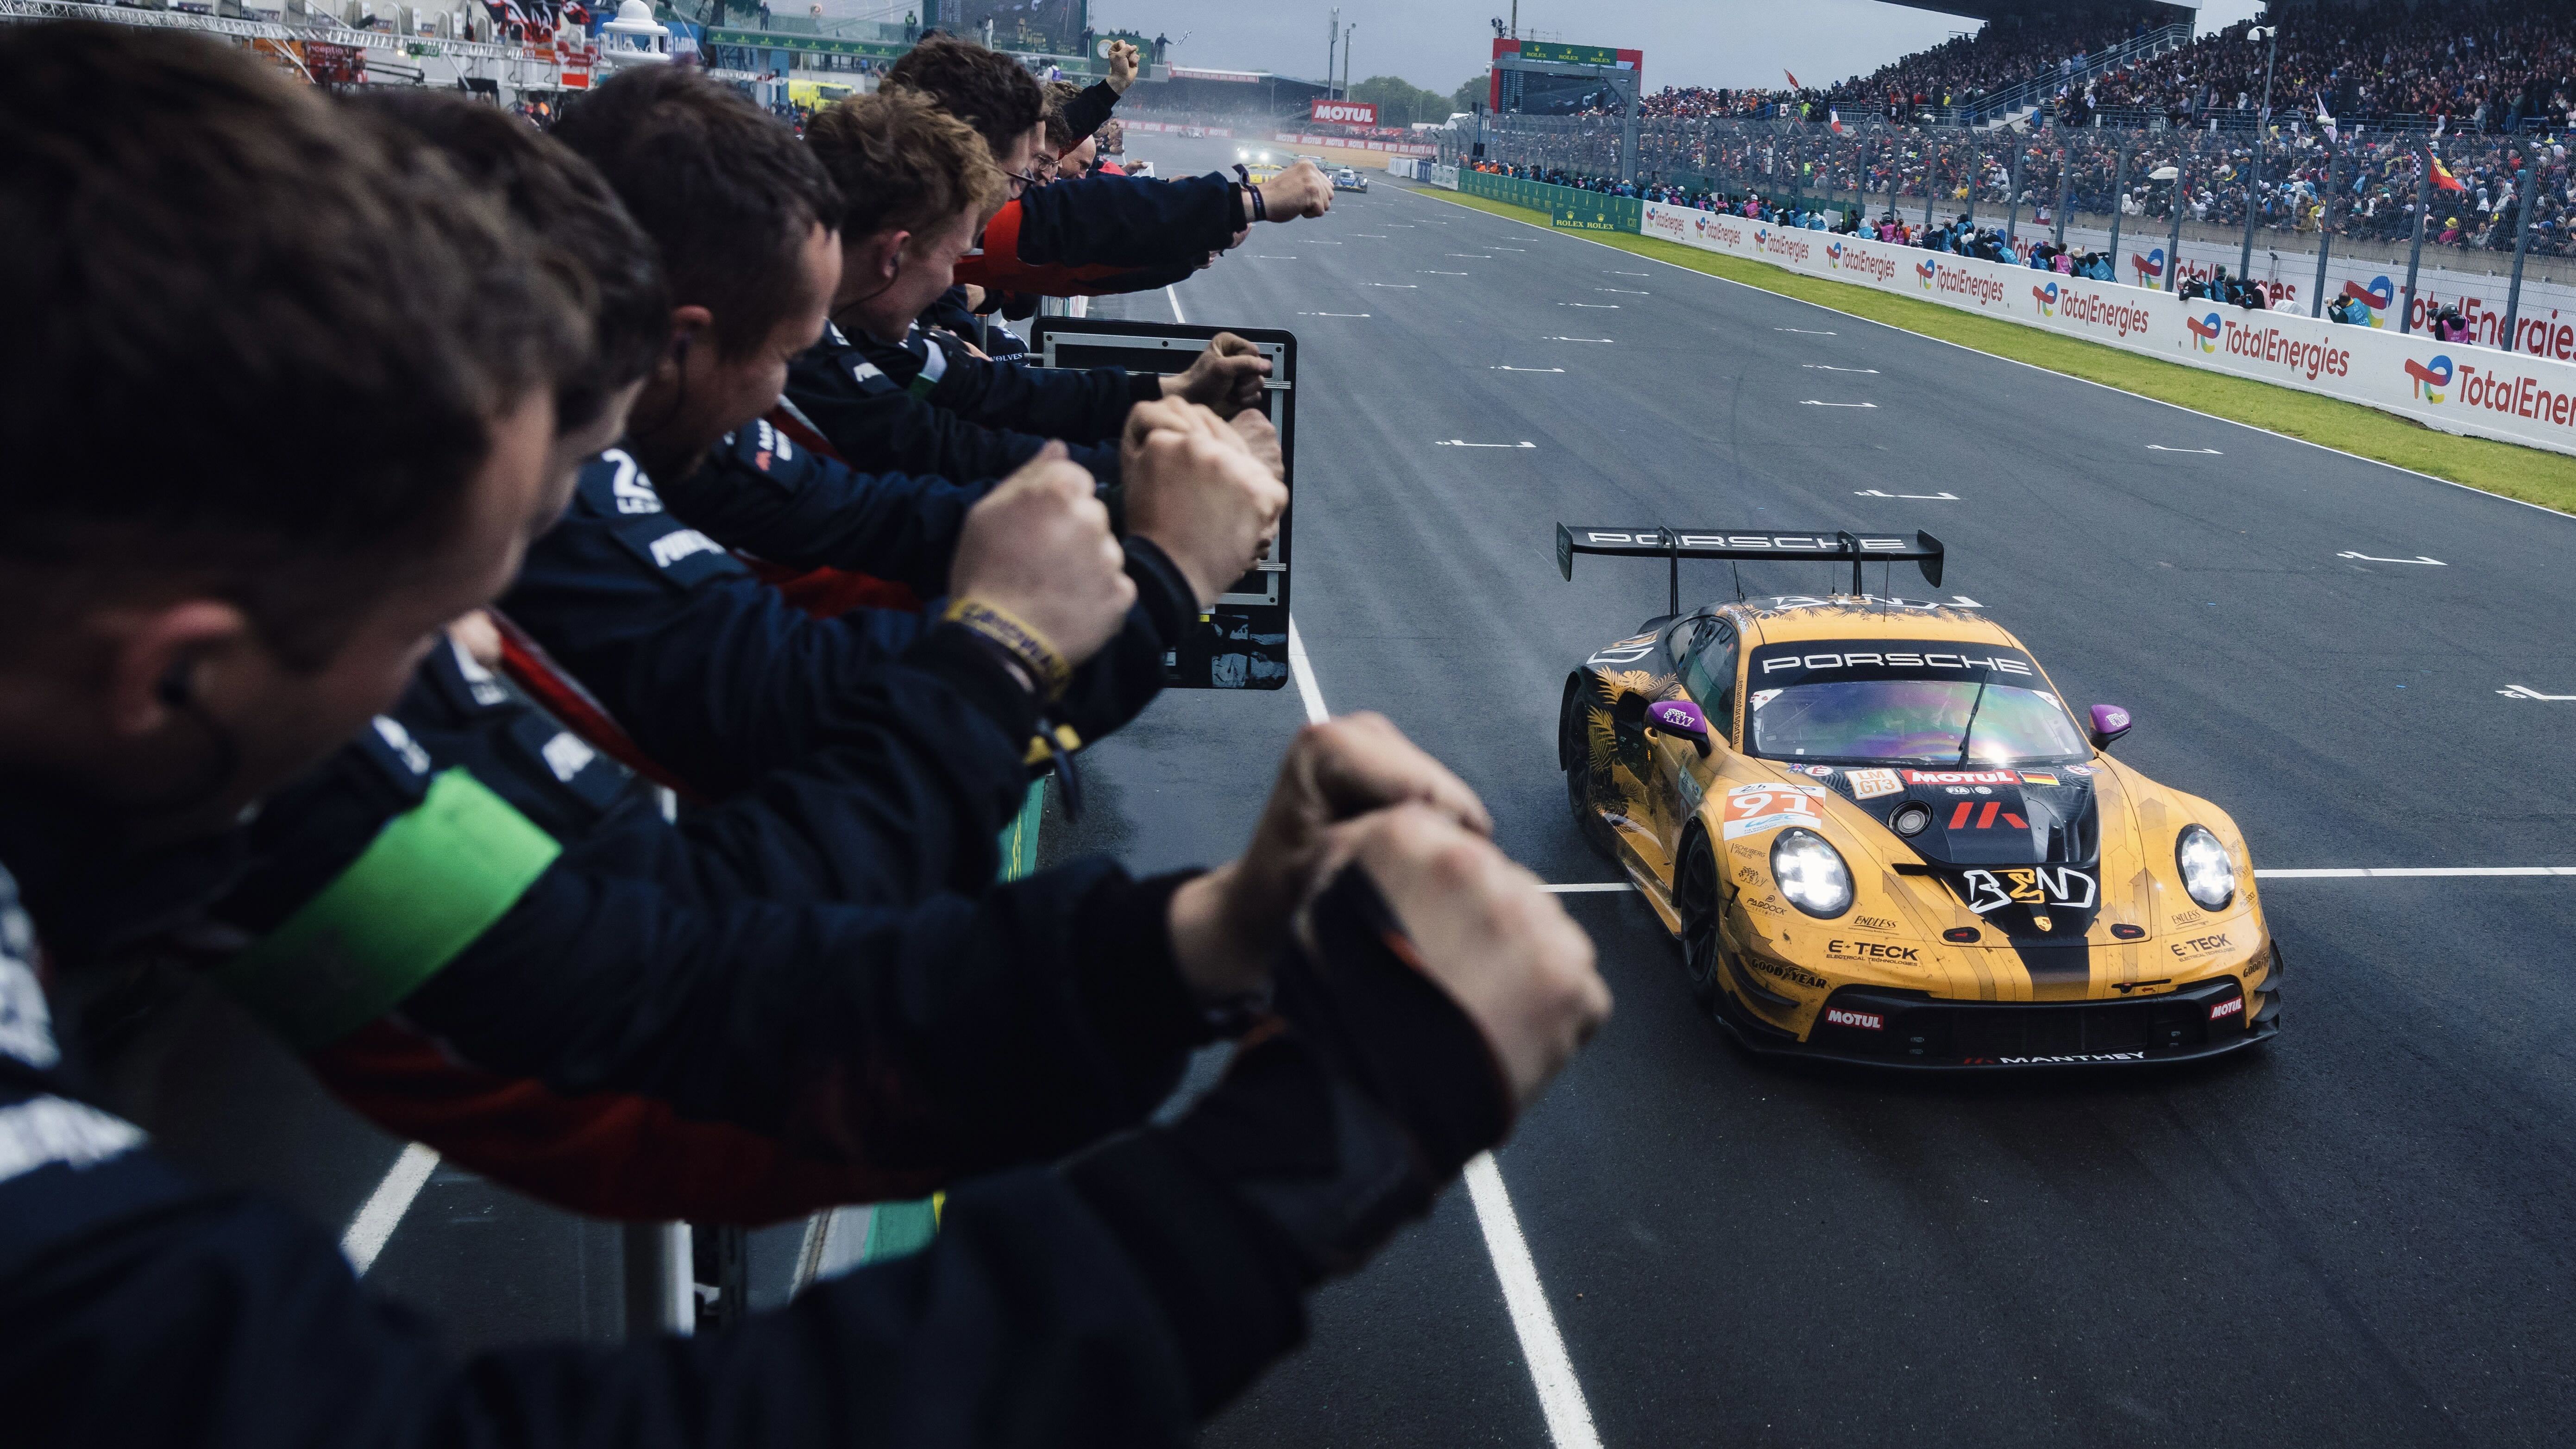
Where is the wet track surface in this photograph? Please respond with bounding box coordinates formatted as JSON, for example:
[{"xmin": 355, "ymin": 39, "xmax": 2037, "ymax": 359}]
[{"xmin": 1064, "ymin": 138, "xmax": 2576, "ymax": 1448}]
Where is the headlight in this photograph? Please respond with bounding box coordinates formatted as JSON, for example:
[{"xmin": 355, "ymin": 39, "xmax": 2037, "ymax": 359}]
[
  {"xmin": 1769, "ymin": 828, "xmax": 1853, "ymax": 918},
  {"xmin": 2176, "ymin": 825, "xmax": 2236, "ymax": 910}
]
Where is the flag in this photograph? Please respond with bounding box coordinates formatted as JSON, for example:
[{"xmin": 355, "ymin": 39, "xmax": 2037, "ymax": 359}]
[
  {"xmin": 2431, "ymin": 114, "xmax": 2445, "ymax": 138},
  {"xmin": 1828, "ymin": 108, "xmax": 1844, "ymax": 134},
  {"xmin": 1784, "ymin": 69, "xmax": 1801, "ymax": 89},
  {"xmin": 2430, "ymin": 152, "xmax": 2467, "ymax": 192},
  {"xmin": 2315, "ymin": 94, "xmax": 2337, "ymax": 143}
]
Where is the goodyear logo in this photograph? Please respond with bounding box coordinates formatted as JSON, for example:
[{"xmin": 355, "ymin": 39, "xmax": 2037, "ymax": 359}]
[
  {"xmin": 1915, "ymin": 259, "xmax": 1937, "ymax": 289},
  {"xmin": 2186, "ymin": 311, "xmax": 2223, "ymax": 353},
  {"xmin": 2341, "ymin": 275, "xmax": 2394, "ymax": 327},
  {"xmin": 2032, "ymin": 280, "xmax": 2060, "ymax": 316},
  {"xmin": 2405, "ymin": 352, "xmax": 2454, "ymax": 403},
  {"xmin": 2130, "ymin": 246, "xmax": 2165, "ymax": 284}
]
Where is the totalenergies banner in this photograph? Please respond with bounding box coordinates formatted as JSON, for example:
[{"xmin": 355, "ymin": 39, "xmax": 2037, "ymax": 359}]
[{"xmin": 1640, "ymin": 201, "xmax": 2576, "ymax": 456}]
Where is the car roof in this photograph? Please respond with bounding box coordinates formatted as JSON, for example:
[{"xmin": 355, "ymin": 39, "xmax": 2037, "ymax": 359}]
[{"xmin": 1716, "ymin": 597, "xmax": 2030, "ymax": 652}]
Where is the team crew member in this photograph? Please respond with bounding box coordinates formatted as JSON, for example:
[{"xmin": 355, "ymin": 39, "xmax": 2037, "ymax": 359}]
[
  {"xmin": 781, "ymin": 89, "xmax": 1271, "ymax": 492},
  {"xmin": 885, "ymin": 34, "xmax": 1334, "ymax": 289},
  {"xmin": 509, "ymin": 67, "xmax": 1282, "ymax": 795},
  {"xmin": 0, "ymin": 29, "xmax": 1612, "ymax": 1444}
]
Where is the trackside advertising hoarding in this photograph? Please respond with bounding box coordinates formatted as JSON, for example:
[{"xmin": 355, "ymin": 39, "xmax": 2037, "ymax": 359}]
[
  {"xmin": 1464, "ymin": 169, "xmax": 1640, "ymax": 233},
  {"xmin": 1310, "ymin": 99, "xmax": 1377, "ymax": 125},
  {"xmin": 1640, "ymin": 201, "xmax": 2576, "ymax": 456}
]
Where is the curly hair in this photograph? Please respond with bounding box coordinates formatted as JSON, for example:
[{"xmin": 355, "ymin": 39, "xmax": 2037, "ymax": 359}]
[{"xmin": 883, "ymin": 31, "xmax": 1045, "ymax": 159}]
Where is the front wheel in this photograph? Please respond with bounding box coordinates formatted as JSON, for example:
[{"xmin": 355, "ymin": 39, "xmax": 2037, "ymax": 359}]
[{"xmin": 1676, "ymin": 835, "xmax": 1726, "ymax": 1011}]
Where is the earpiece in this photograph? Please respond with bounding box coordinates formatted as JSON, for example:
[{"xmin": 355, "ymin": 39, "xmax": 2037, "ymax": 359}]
[{"xmin": 155, "ymin": 661, "xmax": 193, "ymax": 710}]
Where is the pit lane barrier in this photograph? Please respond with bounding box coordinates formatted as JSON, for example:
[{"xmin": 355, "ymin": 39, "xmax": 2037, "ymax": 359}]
[{"xmin": 1420, "ymin": 169, "xmax": 2576, "ymax": 458}]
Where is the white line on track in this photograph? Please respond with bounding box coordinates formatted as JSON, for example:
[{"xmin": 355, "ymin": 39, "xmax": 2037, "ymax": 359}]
[
  {"xmin": 1351, "ymin": 232, "xmax": 1389, "ymax": 238},
  {"xmin": 1423, "ymin": 270, "xmax": 1471, "ymax": 276},
  {"xmin": 1801, "ymin": 400, "xmax": 1879, "ymax": 408},
  {"xmin": 1559, "ymin": 301, "xmax": 1618, "ymax": 309},
  {"xmin": 1363, "ymin": 282, "xmax": 1420, "ymax": 289},
  {"xmin": 1545, "ymin": 336, "xmax": 1614, "ymax": 343},
  {"xmin": 1436, "ymin": 439, "xmax": 1539, "ymax": 448},
  {"xmin": 1546, "ymin": 870, "xmax": 2576, "ymax": 891},
  {"xmin": 1165, "ymin": 285, "xmax": 1187, "ymax": 325},
  {"xmin": 1491, "ymin": 366, "xmax": 1566, "ymax": 373},
  {"xmin": 1608, "ymin": 270, "xmax": 1651, "ymax": 276},
  {"xmin": 1283, "ymin": 617, "xmax": 1600, "ymax": 1449},
  {"xmin": 343, "ymin": 1142, "xmax": 440, "ymax": 1275},
  {"xmin": 2146, "ymin": 444, "xmax": 2224, "ymax": 454},
  {"xmin": 1597, "ymin": 288, "xmax": 1649, "ymax": 295},
  {"xmin": 1803, "ymin": 364, "xmax": 1880, "ymax": 373},
  {"xmin": 1408, "ymin": 186, "xmax": 2576, "ymax": 526},
  {"xmin": 1299, "ymin": 311, "xmax": 1372, "ymax": 317}
]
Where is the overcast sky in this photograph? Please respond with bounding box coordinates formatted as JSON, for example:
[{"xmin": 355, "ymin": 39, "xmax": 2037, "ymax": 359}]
[{"xmin": 1074, "ymin": 0, "xmax": 2266, "ymax": 95}]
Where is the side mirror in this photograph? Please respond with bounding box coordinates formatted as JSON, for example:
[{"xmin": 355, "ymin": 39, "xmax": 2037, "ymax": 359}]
[
  {"xmin": 1647, "ymin": 698, "xmax": 1712, "ymax": 756},
  {"xmin": 2088, "ymin": 703, "xmax": 2133, "ymax": 751}
]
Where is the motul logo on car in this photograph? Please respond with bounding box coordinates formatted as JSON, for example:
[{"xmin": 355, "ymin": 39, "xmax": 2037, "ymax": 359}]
[
  {"xmin": 1903, "ymin": 769, "xmax": 2018, "ymax": 785},
  {"xmin": 1311, "ymin": 99, "xmax": 1378, "ymax": 125},
  {"xmin": 1823, "ymin": 1007, "xmax": 1885, "ymax": 1031},
  {"xmin": 2210, "ymin": 996, "xmax": 2245, "ymax": 1021}
]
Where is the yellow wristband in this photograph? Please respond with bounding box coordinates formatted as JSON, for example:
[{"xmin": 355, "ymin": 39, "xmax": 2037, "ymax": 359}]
[{"xmin": 945, "ymin": 596, "xmax": 1072, "ymax": 701}]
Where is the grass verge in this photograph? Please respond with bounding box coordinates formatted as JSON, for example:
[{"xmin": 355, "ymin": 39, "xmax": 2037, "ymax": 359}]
[{"xmin": 1423, "ymin": 187, "xmax": 2576, "ymax": 516}]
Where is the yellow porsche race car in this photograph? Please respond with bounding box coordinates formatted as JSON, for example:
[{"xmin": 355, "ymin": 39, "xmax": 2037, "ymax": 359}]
[{"xmin": 1554, "ymin": 524, "xmax": 2280, "ymax": 1067}]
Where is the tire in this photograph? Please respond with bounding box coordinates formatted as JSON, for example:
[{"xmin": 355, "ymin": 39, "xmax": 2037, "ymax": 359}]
[
  {"xmin": 1561, "ymin": 677, "xmax": 1621, "ymax": 860},
  {"xmin": 1676, "ymin": 835, "xmax": 1726, "ymax": 1012}
]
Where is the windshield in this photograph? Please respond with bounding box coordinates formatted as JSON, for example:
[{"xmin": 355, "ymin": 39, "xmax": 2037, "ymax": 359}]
[{"xmin": 1747, "ymin": 680, "xmax": 2089, "ymax": 766}]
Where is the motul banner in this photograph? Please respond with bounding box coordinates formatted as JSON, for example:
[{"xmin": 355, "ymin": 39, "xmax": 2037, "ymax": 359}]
[{"xmin": 1311, "ymin": 99, "xmax": 1377, "ymax": 126}]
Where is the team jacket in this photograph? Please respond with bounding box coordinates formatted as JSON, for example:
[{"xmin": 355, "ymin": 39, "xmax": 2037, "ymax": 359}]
[
  {"xmin": 782, "ymin": 321, "xmax": 1121, "ymax": 485},
  {"xmin": 167, "ymin": 636, "xmax": 1216, "ymax": 1220},
  {"xmin": 838, "ymin": 321, "xmax": 1152, "ymax": 445},
  {"xmin": 0, "ymin": 836, "xmax": 1310, "ymax": 1447},
  {"xmin": 498, "ymin": 448, "xmax": 1186, "ymax": 800},
  {"xmin": 955, "ymin": 198, "xmax": 1200, "ymax": 298},
  {"xmin": 1012, "ymin": 170, "xmax": 1243, "ymax": 269}
]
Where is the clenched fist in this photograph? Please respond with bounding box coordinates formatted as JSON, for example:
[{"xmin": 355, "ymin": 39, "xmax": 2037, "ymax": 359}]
[
  {"xmin": 1120, "ymin": 398, "xmax": 1288, "ymax": 608},
  {"xmin": 1160, "ymin": 332, "xmax": 1270, "ymax": 418},
  {"xmin": 948, "ymin": 443, "xmax": 1134, "ymax": 669},
  {"xmin": 1257, "ymin": 159, "xmax": 1334, "ymax": 221}
]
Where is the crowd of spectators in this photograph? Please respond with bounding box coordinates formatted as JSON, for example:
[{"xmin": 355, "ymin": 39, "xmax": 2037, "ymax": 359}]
[{"xmin": 0, "ymin": 19, "xmax": 1613, "ymax": 1448}]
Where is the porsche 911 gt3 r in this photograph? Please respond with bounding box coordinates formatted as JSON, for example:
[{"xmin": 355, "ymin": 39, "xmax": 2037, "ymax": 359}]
[{"xmin": 1553, "ymin": 524, "xmax": 2280, "ymax": 1068}]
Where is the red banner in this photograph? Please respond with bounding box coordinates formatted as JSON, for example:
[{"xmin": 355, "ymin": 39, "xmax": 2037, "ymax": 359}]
[{"xmin": 1310, "ymin": 99, "xmax": 1377, "ymax": 126}]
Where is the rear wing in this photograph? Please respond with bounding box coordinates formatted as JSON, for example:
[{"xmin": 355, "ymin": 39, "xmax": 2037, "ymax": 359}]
[{"xmin": 1555, "ymin": 525, "xmax": 1945, "ymax": 615}]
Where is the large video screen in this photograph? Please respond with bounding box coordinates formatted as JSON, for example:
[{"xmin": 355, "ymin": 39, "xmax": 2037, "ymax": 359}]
[
  {"xmin": 944, "ymin": 0, "xmax": 1082, "ymax": 56},
  {"xmin": 1501, "ymin": 69, "xmax": 1626, "ymax": 116}
]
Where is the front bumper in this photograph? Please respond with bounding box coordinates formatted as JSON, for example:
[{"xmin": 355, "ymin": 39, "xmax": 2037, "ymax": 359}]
[{"xmin": 1721, "ymin": 954, "xmax": 2281, "ymax": 1069}]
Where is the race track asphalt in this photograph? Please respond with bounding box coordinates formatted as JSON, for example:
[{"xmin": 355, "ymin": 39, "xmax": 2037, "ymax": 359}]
[{"xmin": 1068, "ymin": 136, "xmax": 2576, "ymax": 1449}]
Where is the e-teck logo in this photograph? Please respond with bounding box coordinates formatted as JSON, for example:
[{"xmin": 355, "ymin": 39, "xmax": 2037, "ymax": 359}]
[
  {"xmin": 2405, "ymin": 352, "xmax": 2455, "ymax": 403},
  {"xmin": 2130, "ymin": 247, "xmax": 2165, "ymax": 285},
  {"xmin": 2186, "ymin": 312, "xmax": 2223, "ymax": 353},
  {"xmin": 2341, "ymin": 275, "xmax": 2395, "ymax": 328},
  {"xmin": 2032, "ymin": 280, "xmax": 2060, "ymax": 316},
  {"xmin": 1915, "ymin": 259, "xmax": 1937, "ymax": 289}
]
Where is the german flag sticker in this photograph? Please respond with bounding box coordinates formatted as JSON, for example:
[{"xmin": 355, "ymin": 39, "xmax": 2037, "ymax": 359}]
[{"xmin": 2020, "ymin": 772, "xmax": 2061, "ymax": 787}]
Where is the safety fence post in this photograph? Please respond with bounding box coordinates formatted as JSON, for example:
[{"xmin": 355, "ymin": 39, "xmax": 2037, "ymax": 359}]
[
  {"xmin": 2502, "ymin": 149, "xmax": 2538, "ymax": 352},
  {"xmin": 622, "ymin": 1221, "xmax": 692, "ymax": 1338},
  {"xmin": 2165, "ymin": 157, "xmax": 2187, "ymax": 291},
  {"xmin": 2105, "ymin": 137, "xmax": 2130, "ymax": 279},
  {"xmin": 2053, "ymin": 142, "xmax": 2071, "ymax": 247},
  {"xmin": 2309, "ymin": 145, "xmax": 2339, "ymax": 318},
  {"xmin": 2399, "ymin": 151, "xmax": 2430, "ymax": 333}
]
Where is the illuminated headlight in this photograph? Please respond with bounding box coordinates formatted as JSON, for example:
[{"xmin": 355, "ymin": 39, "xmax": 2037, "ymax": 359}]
[
  {"xmin": 1769, "ymin": 828, "xmax": 1853, "ymax": 918},
  {"xmin": 2177, "ymin": 825, "xmax": 2236, "ymax": 910}
]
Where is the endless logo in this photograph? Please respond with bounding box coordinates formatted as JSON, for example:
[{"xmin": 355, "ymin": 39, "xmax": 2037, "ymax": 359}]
[{"xmin": 2405, "ymin": 352, "xmax": 2454, "ymax": 403}]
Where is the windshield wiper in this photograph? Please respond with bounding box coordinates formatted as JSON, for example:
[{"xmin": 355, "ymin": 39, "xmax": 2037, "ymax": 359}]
[{"xmin": 1952, "ymin": 680, "xmax": 1991, "ymax": 768}]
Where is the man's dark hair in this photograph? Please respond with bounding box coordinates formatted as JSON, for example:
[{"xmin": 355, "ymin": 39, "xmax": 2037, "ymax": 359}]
[
  {"xmin": 0, "ymin": 23, "xmax": 576, "ymax": 668},
  {"xmin": 349, "ymin": 89, "xmax": 667, "ymax": 437},
  {"xmin": 884, "ymin": 32, "xmax": 1045, "ymax": 160},
  {"xmin": 805, "ymin": 89, "xmax": 1006, "ymax": 242},
  {"xmin": 1040, "ymin": 77, "xmax": 1084, "ymax": 152},
  {"xmin": 554, "ymin": 65, "xmax": 839, "ymax": 358}
]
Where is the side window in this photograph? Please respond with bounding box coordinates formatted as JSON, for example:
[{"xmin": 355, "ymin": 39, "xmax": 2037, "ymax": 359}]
[{"xmin": 1678, "ymin": 621, "xmax": 1739, "ymax": 740}]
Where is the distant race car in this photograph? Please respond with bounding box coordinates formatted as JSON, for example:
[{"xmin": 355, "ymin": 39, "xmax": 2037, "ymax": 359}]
[
  {"xmin": 1554, "ymin": 525, "xmax": 2279, "ymax": 1068},
  {"xmin": 1235, "ymin": 146, "xmax": 1280, "ymax": 182},
  {"xmin": 1331, "ymin": 166, "xmax": 1370, "ymax": 192}
]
